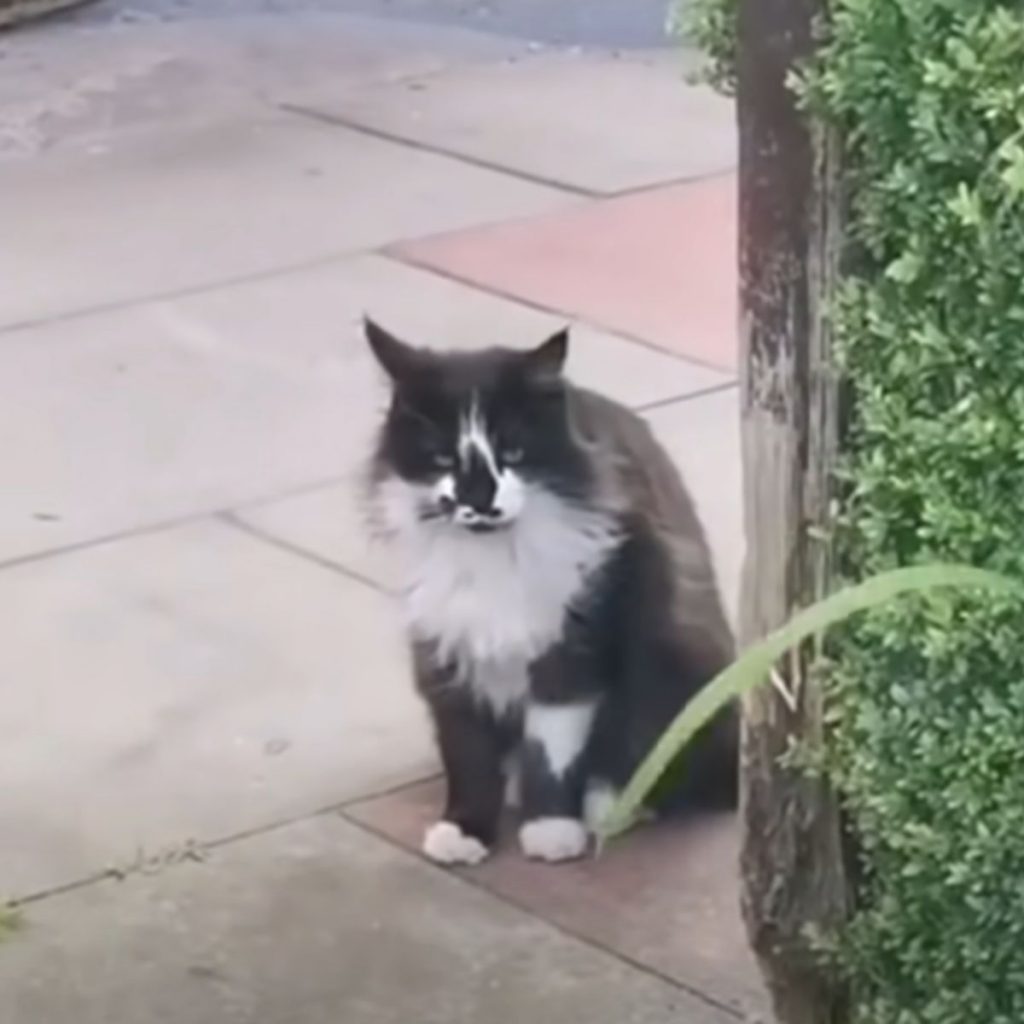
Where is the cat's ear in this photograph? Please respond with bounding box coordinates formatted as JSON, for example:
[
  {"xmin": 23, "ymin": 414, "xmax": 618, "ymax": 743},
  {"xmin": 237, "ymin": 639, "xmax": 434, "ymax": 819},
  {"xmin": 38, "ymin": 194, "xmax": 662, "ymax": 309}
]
[
  {"xmin": 364, "ymin": 317, "xmax": 425, "ymax": 383},
  {"xmin": 522, "ymin": 328, "xmax": 569, "ymax": 381}
]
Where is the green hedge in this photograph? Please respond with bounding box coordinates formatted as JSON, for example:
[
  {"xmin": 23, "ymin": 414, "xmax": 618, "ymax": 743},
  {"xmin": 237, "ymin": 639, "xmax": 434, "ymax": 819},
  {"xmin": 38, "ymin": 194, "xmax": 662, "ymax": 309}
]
[
  {"xmin": 818, "ymin": 4, "xmax": 1024, "ymax": 1022},
  {"xmin": 680, "ymin": 1, "xmax": 1024, "ymax": 1021}
]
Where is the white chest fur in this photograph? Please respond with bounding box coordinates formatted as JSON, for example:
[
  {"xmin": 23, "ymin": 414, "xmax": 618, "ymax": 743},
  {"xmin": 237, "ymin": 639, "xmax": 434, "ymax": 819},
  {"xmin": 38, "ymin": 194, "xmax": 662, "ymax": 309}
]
[{"xmin": 379, "ymin": 481, "xmax": 621, "ymax": 712}]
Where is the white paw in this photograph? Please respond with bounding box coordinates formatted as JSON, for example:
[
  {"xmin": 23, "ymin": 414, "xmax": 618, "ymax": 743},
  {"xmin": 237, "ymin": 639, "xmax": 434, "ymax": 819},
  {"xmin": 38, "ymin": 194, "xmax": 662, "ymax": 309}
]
[
  {"xmin": 582, "ymin": 781, "xmax": 620, "ymax": 833},
  {"xmin": 519, "ymin": 817, "xmax": 589, "ymax": 862},
  {"xmin": 422, "ymin": 821, "xmax": 489, "ymax": 866}
]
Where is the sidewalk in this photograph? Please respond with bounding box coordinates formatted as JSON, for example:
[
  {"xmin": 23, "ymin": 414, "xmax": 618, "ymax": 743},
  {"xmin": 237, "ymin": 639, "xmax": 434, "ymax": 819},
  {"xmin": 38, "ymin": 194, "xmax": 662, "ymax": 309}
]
[{"xmin": 0, "ymin": 8, "xmax": 760, "ymax": 1021}]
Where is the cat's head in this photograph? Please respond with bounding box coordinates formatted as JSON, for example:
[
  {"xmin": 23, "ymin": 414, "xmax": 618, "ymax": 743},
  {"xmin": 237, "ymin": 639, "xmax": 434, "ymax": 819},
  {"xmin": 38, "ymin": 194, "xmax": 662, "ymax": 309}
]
[{"xmin": 365, "ymin": 318, "xmax": 590, "ymax": 533}]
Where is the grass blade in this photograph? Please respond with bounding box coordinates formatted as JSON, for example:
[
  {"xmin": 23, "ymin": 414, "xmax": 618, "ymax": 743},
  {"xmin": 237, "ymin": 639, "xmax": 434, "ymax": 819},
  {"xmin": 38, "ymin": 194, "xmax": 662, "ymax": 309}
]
[
  {"xmin": 599, "ymin": 564, "xmax": 1021, "ymax": 842},
  {"xmin": 0, "ymin": 905, "xmax": 23, "ymax": 942}
]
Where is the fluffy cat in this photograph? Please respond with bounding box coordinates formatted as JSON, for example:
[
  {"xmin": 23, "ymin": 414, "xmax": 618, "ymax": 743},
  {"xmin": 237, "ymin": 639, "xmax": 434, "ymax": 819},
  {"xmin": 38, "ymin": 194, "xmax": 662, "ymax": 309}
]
[{"xmin": 364, "ymin": 318, "xmax": 737, "ymax": 865}]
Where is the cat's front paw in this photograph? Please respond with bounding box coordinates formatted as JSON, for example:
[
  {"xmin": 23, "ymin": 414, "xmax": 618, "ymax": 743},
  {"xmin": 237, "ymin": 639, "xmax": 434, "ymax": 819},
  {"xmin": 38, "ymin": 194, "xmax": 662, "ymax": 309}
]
[
  {"xmin": 519, "ymin": 817, "xmax": 589, "ymax": 862},
  {"xmin": 422, "ymin": 821, "xmax": 489, "ymax": 866}
]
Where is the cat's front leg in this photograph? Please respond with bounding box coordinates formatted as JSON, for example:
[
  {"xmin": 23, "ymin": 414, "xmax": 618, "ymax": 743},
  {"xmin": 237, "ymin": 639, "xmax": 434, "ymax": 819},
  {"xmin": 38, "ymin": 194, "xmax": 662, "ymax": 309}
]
[
  {"xmin": 419, "ymin": 680, "xmax": 505, "ymax": 867},
  {"xmin": 518, "ymin": 698, "xmax": 598, "ymax": 862}
]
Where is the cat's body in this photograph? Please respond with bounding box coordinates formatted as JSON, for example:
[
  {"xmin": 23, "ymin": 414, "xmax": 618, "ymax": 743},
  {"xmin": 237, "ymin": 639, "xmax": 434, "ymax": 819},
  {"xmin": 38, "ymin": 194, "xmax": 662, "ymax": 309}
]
[{"xmin": 364, "ymin": 320, "xmax": 737, "ymax": 864}]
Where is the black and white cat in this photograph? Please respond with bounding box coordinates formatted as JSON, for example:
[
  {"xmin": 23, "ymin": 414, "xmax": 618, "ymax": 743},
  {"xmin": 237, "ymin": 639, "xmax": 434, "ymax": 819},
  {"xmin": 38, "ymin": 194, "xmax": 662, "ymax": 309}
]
[{"xmin": 364, "ymin": 319, "xmax": 737, "ymax": 865}]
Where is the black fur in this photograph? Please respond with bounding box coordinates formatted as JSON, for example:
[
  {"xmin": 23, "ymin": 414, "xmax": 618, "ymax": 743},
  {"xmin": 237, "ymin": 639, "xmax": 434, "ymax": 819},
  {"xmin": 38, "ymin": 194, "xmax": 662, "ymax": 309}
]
[{"xmin": 366, "ymin": 319, "xmax": 592, "ymax": 507}]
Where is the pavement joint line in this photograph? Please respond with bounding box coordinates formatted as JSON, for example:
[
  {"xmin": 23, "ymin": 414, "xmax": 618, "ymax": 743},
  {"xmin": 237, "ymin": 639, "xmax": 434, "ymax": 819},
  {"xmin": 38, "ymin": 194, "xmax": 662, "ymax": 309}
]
[
  {"xmin": 0, "ymin": 183, "xmax": 593, "ymax": 334},
  {"xmin": 218, "ymin": 510, "xmax": 392, "ymax": 597},
  {"xmin": 279, "ymin": 91, "xmax": 736, "ymax": 205},
  {"xmin": 0, "ymin": 249, "xmax": 376, "ymax": 337},
  {"xmin": 8, "ymin": 772, "xmax": 440, "ymax": 909},
  {"xmin": 0, "ymin": 473, "xmax": 351, "ymax": 574},
  {"xmin": 0, "ymin": 197, "xmax": 602, "ymax": 337},
  {"xmin": 604, "ymin": 164, "xmax": 737, "ymax": 200},
  {"xmin": 333, "ymin": 771, "xmax": 443, "ymax": 812},
  {"xmin": 635, "ymin": 379, "xmax": 738, "ymax": 413},
  {"xmin": 0, "ymin": 513, "xmax": 216, "ymax": 575},
  {"xmin": 226, "ymin": 474, "xmax": 349, "ymax": 514},
  {"xmin": 278, "ymin": 100, "xmax": 601, "ymax": 199},
  {"xmin": 381, "ymin": 248, "xmax": 733, "ymax": 374},
  {"xmin": 338, "ymin": 807, "xmax": 746, "ymax": 1022}
]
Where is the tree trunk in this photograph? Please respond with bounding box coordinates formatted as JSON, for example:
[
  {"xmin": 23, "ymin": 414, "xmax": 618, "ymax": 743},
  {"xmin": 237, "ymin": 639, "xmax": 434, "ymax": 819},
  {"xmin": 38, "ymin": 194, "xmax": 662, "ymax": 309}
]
[{"xmin": 736, "ymin": 1, "xmax": 851, "ymax": 1022}]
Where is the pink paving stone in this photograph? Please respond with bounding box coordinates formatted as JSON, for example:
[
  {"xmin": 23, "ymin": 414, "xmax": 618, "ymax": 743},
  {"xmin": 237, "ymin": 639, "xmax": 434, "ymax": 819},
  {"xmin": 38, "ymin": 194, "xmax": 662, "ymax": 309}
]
[
  {"xmin": 394, "ymin": 175, "xmax": 738, "ymax": 373},
  {"xmin": 344, "ymin": 779, "xmax": 768, "ymax": 1021}
]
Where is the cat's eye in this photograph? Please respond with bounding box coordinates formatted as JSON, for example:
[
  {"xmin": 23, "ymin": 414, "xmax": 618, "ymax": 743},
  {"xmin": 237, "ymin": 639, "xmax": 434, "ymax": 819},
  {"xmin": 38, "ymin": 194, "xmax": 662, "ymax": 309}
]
[
  {"xmin": 433, "ymin": 452, "xmax": 455, "ymax": 469},
  {"xmin": 502, "ymin": 447, "xmax": 525, "ymax": 466}
]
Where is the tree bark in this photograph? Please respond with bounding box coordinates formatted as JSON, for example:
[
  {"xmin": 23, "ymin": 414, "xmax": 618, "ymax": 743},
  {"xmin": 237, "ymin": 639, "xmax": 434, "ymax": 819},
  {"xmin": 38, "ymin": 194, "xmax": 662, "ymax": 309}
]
[{"xmin": 736, "ymin": 1, "xmax": 850, "ymax": 1022}]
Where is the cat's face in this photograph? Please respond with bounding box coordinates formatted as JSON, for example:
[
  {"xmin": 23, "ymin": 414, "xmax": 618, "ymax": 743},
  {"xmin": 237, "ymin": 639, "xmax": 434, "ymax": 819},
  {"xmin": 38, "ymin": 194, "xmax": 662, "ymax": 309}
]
[{"xmin": 366, "ymin": 319, "xmax": 590, "ymax": 533}]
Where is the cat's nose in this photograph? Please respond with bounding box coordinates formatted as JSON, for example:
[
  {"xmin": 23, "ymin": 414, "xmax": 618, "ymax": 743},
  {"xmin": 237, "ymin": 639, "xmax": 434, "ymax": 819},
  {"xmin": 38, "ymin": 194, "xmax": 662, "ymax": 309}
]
[
  {"xmin": 459, "ymin": 496, "xmax": 498, "ymax": 517},
  {"xmin": 457, "ymin": 453, "xmax": 498, "ymax": 513}
]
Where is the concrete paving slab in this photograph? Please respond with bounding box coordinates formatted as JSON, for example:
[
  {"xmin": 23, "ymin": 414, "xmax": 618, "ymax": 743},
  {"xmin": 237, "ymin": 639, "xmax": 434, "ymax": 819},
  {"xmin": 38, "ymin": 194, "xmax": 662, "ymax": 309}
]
[
  {"xmin": 233, "ymin": 481, "xmax": 400, "ymax": 594},
  {"xmin": 0, "ymin": 299, "xmax": 364, "ymax": 565},
  {"xmin": 0, "ymin": 111, "xmax": 576, "ymax": 328},
  {"xmin": 0, "ymin": 815, "xmax": 735, "ymax": 1024},
  {"xmin": 0, "ymin": 520, "xmax": 432, "ymax": 900},
  {"xmin": 290, "ymin": 49, "xmax": 735, "ymax": 195},
  {"xmin": 347, "ymin": 779, "xmax": 769, "ymax": 1020},
  {"xmin": 397, "ymin": 174, "xmax": 739, "ymax": 370},
  {"xmin": 646, "ymin": 387, "xmax": 743, "ymax": 626},
  {"xmin": 0, "ymin": 255, "xmax": 719, "ymax": 564},
  {"xmin": 0, "ymin": 13, "xmax": 524, "ymax": 161}
]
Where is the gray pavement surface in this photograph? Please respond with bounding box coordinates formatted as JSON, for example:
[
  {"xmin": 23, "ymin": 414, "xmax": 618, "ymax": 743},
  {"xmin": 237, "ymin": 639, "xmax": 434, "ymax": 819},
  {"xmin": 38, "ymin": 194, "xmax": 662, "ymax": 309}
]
[
  {"xmin": 66, "ymin": 0, "xmax": 678, "ymax": 49},
  {"xmin": 1, "ymin": 816, "xmax": 731, "ymax": 1024},
  {"xmin": 0, "ymin": 3, "xmax": 747, "ymax": 1021}
]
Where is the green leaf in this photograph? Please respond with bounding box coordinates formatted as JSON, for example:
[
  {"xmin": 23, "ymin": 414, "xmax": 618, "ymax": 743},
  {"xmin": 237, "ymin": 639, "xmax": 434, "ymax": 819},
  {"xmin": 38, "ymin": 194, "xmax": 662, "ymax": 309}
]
[
  {"xmin": 948, "ymin": 183, "xmax": 984, "ymax": 227},
  {"xmin": 885, "ymin": 250, "xmax": 924, "ymax": 284},
  {"xmin": 598, "ymin": 565, "xmax": 1021, "ymax": 843},
  {"xmin": 999, "ymin": 141, "xmax": 1024, "ymax": 196}
]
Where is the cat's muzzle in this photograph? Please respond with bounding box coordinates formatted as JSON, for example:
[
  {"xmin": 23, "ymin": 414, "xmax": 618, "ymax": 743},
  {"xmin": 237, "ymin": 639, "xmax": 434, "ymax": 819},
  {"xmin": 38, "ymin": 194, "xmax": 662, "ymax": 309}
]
[{"xmin": 441, "ymin": 495, "xmax": 513, "ymax": 533}]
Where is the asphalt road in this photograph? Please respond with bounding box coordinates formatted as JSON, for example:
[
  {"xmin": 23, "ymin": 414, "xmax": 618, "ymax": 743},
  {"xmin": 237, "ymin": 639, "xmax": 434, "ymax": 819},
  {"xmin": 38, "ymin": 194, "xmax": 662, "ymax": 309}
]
[{"xmin": 67, "ymin": 0, "xmax": 679, "ymax": 49}]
